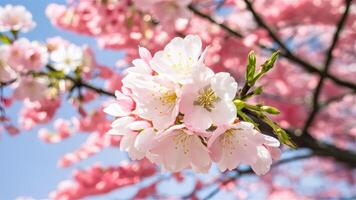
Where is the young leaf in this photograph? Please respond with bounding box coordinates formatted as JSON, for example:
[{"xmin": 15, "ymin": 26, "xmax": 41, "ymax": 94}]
[
  {"xmin": 246, "ymin": 51, "xmax": 256, "ymax": 85},
  {"xmin": 261, "ymin": 51, "xmax": 279, "ymax": 73}
]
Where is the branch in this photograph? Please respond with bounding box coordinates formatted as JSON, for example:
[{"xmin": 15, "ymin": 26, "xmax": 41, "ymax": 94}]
[
  {"xmin": 45, "ymin": 65, "xmax": 115, "ymax": 97},
  {"xmin": 321, "ymin": 91, "xmax": 355, "ymax": 108},
  {"xmin": 302, "ymin": 0, "xmax": 353, "ymax": 134},
  {"xmin": 188, "ymin": 3, "xmax": 356, "ymax": 92},
  {"xmin": 188, "ymin": 4, "xmax": 243, "ymax": 38}
]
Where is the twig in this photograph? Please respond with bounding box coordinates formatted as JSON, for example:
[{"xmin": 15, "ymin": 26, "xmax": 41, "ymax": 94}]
[
  {"xmin": 188, "ymin": 4, "xmax": 243, "ymax": 38},
  {"xmin": 302, "ymin": 0, "xmax": 352, "ymax": 135},
  {"xmin": 46, "ymin": 65, "xmax": 115, "ymax": 97}
]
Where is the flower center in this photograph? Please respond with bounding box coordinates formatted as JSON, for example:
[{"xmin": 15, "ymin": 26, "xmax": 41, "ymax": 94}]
[
  {"xmin": 194, "ymin": 86, "xmax": 220, "ymax": 112},
  {"xmin": 159, "ymin": 89, "xmax": 177, "ymax": 106}
]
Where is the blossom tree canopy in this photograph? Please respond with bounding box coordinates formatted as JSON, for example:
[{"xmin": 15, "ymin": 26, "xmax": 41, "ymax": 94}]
[{"xmin": 0, "ymin": 0, "xmax": 355, "ymax": 200}]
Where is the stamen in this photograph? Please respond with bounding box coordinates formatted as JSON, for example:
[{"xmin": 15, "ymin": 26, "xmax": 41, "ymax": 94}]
[
  {"xmin": 193, "ymin": 86, "xmax": 220, "ymax": 112},
  {"xmin": 159, "ymin": 90, "xmax": 177, "ymax": 106}
]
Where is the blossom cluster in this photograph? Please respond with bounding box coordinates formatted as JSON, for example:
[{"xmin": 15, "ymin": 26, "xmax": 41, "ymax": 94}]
[
  {"xmin": 50, "ymin": 160, "xmax": 156, "ymax": 200},
  {"xmin": 0, "ymin": 5, "xmax": 35, "ymax": 32},
  {"xmin": 104, "ymin": 35, "xmax": 280, "ymax": 175}
]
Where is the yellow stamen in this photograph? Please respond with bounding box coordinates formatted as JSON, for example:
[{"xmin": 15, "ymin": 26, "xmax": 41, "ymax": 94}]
[{"xmin": 194, "ymin": 86, "xmax": 220, "ymax": 112}]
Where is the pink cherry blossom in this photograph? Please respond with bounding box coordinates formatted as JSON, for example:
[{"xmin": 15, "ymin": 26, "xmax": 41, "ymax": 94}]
[
  {"xmin": 208, "ymin": 121, "xmax": 280, "ymax": 175},
  {"xmin": 50, "ymin": 161, "xmax": 156, "ymax": 200},
  {"xmin": 107, "ymin": 116, "xmax": 153, "ymax": 160},
  {"xmin": 19, "ymin": 97, "xmax": 60, "ymax": 130},
  {"xmin": 0, "ymin": 5, "xmax": 35, "ymax": 32},
  {"xmin": 180, "ymin": 69, "xmax": 237, "ymax": 131},
  {"xmin": 38, "ymin": 119, "xmax": 73, "ymax": 143},
  {"xmin": 124, "ymin": 75, "xmax": 181, "ymax": 130},
  {"xmin": 135, "ymin": 0, "xmax": 191, "ymax": 31},
  {"xmin": 13, "ymin": 77, "xmax": 48, "ymax": 102},
  {"xmin": 6, "ymin": 38, "xmax": 48, "ymax": 71},
  {"xmin": 103, "ymin": 91, "xmax": 135, "ymax": 117},
  {"xmin": 50, "ymin": 44, "xmax": 83, "ymax": 74},
  {"xmin": 0, "ymin": 45, "xmax": 17, "ymax": 83},
  {"xmin": 150, "ymin": 124, "xmax": 211, "ymax": 173},
  {"xmin": 150, "ymin": 35, "xmax": 205, "ymax": 84}
]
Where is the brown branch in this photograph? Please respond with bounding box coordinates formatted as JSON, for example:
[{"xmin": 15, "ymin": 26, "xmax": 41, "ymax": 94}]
[
  {"xmin": 188, "ymin": 3, "xmax": 356, "ymax": 92},
  {"xmin": 45, "ymin": 65, "xmax": 115, "ymax": 97},
  {"xmin": 188, "ymin": 4, "xmax": 243, "ymax": 38},
  {"xmin": 302, "ymin": 0, "xmax": 353, "ymax": 134}
]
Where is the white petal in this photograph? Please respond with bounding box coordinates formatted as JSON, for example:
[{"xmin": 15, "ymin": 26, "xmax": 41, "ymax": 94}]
[
  {"xmin": 128, "ymin": 120, "xmax": 151, "ymax": 131},
  {"xmin": 211, "ymin": 101, "xmax": 236, "ymax": 125},
  {"xmin": 190, "ymin": 136, "xmax": 211, "ymax": 173},
  {"xmin": 211, "ymin": 72, "xmax": 237, "ymax": 100},
  {"xmin": 103, "ymin": 103, "xmax": 127, "ymax": 117},
  {"xmin": 134, "ymin": 128, "xmax": 156, "ymax": 152},
  {"xmin": 251, "ymin": 146, "xmax": 273, "ymax": 176},
  {"xmin": 183, "ymin": 107, "xmax": 212, "ymax": 131}
]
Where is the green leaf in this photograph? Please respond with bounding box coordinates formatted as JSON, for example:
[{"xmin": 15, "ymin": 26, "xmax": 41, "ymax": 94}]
[
  {"xmin": 246, "ymin": 51, "xmax": 256, "ymax": 85},
  {"xmin": 0, "ymin": 34, "xmax": 11, "ymax": 44},
  {"xmin": 261, "ymin": 51, "xmax": 279, "ymax": 73}
]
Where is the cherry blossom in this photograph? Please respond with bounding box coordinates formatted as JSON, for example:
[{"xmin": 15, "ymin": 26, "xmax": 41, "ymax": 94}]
[
  {"xmin": 150, "ymin": 35, "xmax": 205, "ymax": 84},
  {"xmin": 0, "ymin": 45, "xmax": 16, "ymax": 83},
  {"xmin": 50, "ymin": 44, "xmax": 83, "ymax": 74},
  {"xmin": 124, "ymin": 75, "xmax": 181, "ymax": 130},
  {"xmin": 6, "ymin": 38, "xmax": 48, "ymax": 72},
  {"xmin": 180, "ymin": 70, "xmax": 237, "ymax": 131},
  {"xmin": 13, "ymin": 77, "xmax": 48, "ymax": 102},
  {"xmin": 208, "ymin": 121, "xmax": 280, "ymax": 175},
  {"xmin": 135, "ymin": 0, "xmax": 192, "ymax": 31},
  {"xmin": 0, "ymin": 5, "xmax": 35, "ymax": 32},
  {"xmin": 104, "ymin": 35, "xmax": 277, "ymax": 175},
  {"xmin": 150, "ymin": 124, "xmax": 211, "ymax": 173}
]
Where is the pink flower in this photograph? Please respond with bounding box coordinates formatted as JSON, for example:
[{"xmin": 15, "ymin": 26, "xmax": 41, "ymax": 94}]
[
  {"xmin": 0, "ymin": 45, "xmax": 17, "ymax": 83},
  {"xmin": 46, "ymin": 36, "xmax": 70, "ymax": 52},
  {"xmin": 0, "ymin": 5, "xmax": 35, "ymax": 32},
  {"xmin": 135, "ymin": 0, "xmax": 191, "ymax": 31},
  {"xmin": 104, "ymin": 91, "xmax": 135, "ymax": 117},
  {"xmin": 19, "ymin": 97, "xmax": 60, "ymax": 129},
  {"xmin": 50, "ymin": 44, "xmax": 83, "ymax": 74},
  {"xmin": 107, "ymin": 116, "xmax": 154, "ymax": 160},
  {"xmin": 208, "ymin": 121, "xmax": 280, "ymax": 175},
  {"xmin": 180, "ymin": 68, "xmax": 237, "ymax": 131},
  {"xmin": 150, "ymin": 35, "xmax": 205, "ymax": 84},
  {"xmin": 38, "ymin": 119, "xmax": 73, "ymax": 143},
  {"xmin": 124, "ymin": 75, "xmax": 181, "ymax": 130},
  {"xmin": 13, "ymin": 77, "xmax": 48, "ymax": 102},
  {"xmin": 125, "ymin": 47, "xmax": 153, "ymax": 75},
  {"xmin": 150, "ymin": 124, "xmax": 211, "ymax": 173},
  {"xmin": 6, "ymin": 38, "xmax": 48, "ymax": 71}
]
